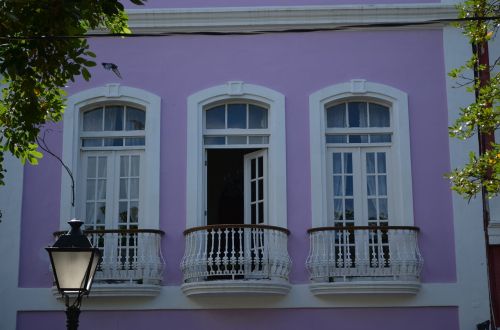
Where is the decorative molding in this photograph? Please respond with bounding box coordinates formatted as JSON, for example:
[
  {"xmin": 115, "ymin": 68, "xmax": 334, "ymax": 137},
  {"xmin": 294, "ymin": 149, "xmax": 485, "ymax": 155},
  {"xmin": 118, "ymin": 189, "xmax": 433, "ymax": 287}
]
[
  {"xmin": 309, "ymin": 281, "xmax": 421, "ymax": 295},
  {"xmin": 227, "ymin": 81, "xmax": 245, "ymax": 96},
  {"xmin": 181, "ymin": 280, "xmax": 292, "ymax": 296},
  {"xmin": 123, "ymin": 4, "xmax": 457, "ymax": 33},
  {"xmin": 350, "ymin": 79, "xmax": 366, "ymax": 94}
]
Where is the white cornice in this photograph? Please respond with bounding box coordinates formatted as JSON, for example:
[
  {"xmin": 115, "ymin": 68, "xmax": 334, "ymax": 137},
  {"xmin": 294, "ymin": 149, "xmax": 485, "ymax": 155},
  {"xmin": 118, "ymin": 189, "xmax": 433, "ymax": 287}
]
[{"xmin": 125, "ymin": 4, "xmax": 458, "ymax": 33}]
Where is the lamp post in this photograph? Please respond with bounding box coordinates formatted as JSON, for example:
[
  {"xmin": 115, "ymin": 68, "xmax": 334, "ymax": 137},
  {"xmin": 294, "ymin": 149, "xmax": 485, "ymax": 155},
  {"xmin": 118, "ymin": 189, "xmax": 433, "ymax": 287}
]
[{"xmin": 46, "ymin": 219, "xmax": 101, "ymax": 330}]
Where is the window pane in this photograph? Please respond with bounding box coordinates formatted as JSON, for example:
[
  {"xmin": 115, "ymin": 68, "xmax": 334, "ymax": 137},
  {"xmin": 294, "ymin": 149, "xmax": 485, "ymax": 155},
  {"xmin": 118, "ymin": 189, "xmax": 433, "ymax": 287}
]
[
  {"xmin": 83, "ymin": 108, "xmax": 103, "ymax": 131},
  {"xmin": 97, "ymin": 179, "xmax": 106, "ymax": 200},
  {"xmin": 344, "ymin": 153, "xmax": 352, "ymax": 174},
  {"xmin": 120, "ymin": 178, "xmax": 128, "ymax": 199},
  {"xmin": 348, "ymin": 135, "xmax": 369, "ymax": 143},
  {"xmin": 345, "ymin": 199, "xmax": 354, "ymax": 220},
  {"xmin": 377, "ymin": 153, "xmax": 386, "ymax": 173},
  {"xmin": 249, "ymin": 105, "xmax": 268, "ymax": 129},
  {"xmin": 206, "ymin": 105, "xmax": 225, "ymax": 129},
  {"xmin": 204, "ymin": 136, "xmax": 225, "ymax": 145},
  {"xmin": 97, "ymin": 157, "xmax": 107, "ymax": 178},
  {"xmin": 126, "ymin": 107, "xmax": 146, "ymax": 130},
  {"xmin": 86, "ymin": 180, "xmax": 95, "ymax": 200},
  {"xmin": 96, "ymin": 202, "xmax": 106, "ymax": 224},
  {"xmin": 130, "ymin": 202, "xmax": 139, "ymax": 223},
  {"xmin": 326, "ymin": 135, "xmax": 347, "ymax": 143},
  {"xmin": 131, "ymin": 156, "xmax": 140, "ymax": 176},
  {"xmin": 227, "ymin": 104, "xmax": 247, "ymax": 129},
  {"xmin": 366, "ymin": 153, "xmax": 375, "ymax": 174},
  {"xmin": 258, "ymin": 157, "xmax": 263, "ymax": 178},
  {"xmin": 368, "ymin": 199, "xmax": 377, "ymax": 220},
  {"xmin": 82, "ymin": 138, "xmax": 103, "ymax": 147},
  {"xmin": 378, "ymin": 176, "xmax": 387, "ymax": 195},
  {"xmin": 367, "ymin": 175, "xmax": 376, "ymax": 196},
  {"xmin": 119, "ymin": 202, "xmax": 128, "ymax": 223},
  {"xmin": 326, "ymin": 103, "xmax": 346, "ymax": 128},
  {"xmin": 333, "ymin": 176, "xmax": 342, "ymax": 196},
  {"xmin": 370, "ymin": 134, "xmax": 391, "ymax": 143},
  {"xmin": 104, "ymin": 106, "xmax": 124, "ymax": 131},
  {"xmin": 332, "ymin": 153, "xmax": 342, "ymax": 174},
  {"xmin": 334, "ymin": 199, "xmax": 343, "ymax": 220},
  {"xmin": 345, "ymin": 176, "xmax": 353, "ymax": 196},
  {"xmin": 104, "ymin": 138, "xmax": 124, "ymax": 146},
  {"xmin": 248, "ymin": 136, "xmax": 269, "ymax": 144},
  {"xmin": 227, "ymin": 136, "xmax": 247, "ymax": 144},
  {"xmin": 87, "ymin": 157, "xmax": 97, "ymax": 178},
  {"xmin": 379, "ymin": 198, "xmax": 388, "ymax": 219},
  {"xmin": 125, "ymin": 137, "xmax": 145, "ymax": 146},
  {"xmin": 120, "ymin": 156, "xmax": 129, "ymax": 177},
  {"xmin": 369, "ymin": 103, "xmax": 390, "ymax": 127},
  {"xmin": 348, "ymin": 102, "xmax": 367, "ymax": 127},
  {"xmin": 130, "ymin": 178, "xmax": 139, "ymax": 199}
]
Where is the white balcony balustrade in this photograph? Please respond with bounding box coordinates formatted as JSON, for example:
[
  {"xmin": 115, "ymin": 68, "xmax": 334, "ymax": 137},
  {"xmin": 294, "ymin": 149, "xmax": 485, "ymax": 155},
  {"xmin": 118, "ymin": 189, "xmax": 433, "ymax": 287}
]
[
  {"xmin": 181, "ymin": 224, "xmax": 291, "ymax": 295},
  {"xmin": 306, "ymin": 226, "xmax": 423, "ymax": 294},
  {"xmin": 53, "ymin": 229, "xmax": 165, "ymax": 293}
]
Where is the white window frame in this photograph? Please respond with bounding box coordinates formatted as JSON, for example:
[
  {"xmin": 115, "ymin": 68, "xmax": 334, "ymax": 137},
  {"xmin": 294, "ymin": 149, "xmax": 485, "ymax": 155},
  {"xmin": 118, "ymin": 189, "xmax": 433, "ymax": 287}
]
[
  {"xmin": 187, "ymin": 81, "xmax": 286, "ymax": 228},
  {"xmin": 60, "ymin": 83, "xmax": 161, "ymax": 229},
  {"xmin": 309, "ymin": 79, "xmax": 414, "ymax": 227}
]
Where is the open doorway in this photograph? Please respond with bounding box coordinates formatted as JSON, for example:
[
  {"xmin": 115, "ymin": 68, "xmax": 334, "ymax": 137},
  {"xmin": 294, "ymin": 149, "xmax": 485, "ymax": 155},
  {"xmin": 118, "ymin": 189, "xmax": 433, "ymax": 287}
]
[{"xmin": 206, "ymin": 148, "xmax": 267, "ymax": 226}]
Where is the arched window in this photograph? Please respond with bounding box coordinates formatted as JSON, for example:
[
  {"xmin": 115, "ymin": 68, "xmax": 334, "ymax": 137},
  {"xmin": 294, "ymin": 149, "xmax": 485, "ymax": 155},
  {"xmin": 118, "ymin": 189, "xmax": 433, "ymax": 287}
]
[
  {"xmin": 60, "ymin": 84, "xmax": 161, "ymax": 230},
  {"xmin": 309, "ymin": 80, "xmax": 414, "ymax": 228},
  {"xmin": 186, "ymin": 81, "xmax": 287, "ymax": 228},
  {"xmin": 80, "ymin": 104, "xmax": 147, "ymax": 232}
]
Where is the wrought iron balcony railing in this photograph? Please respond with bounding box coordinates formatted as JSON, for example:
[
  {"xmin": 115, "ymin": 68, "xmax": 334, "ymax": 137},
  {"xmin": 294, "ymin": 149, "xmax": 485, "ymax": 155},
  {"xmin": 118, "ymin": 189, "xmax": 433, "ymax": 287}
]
[
  {"xmin": 54, "ymin": 229, "xmax": 165, "ymax": 285},
  {"xmin": 181, "ymin": 224, "xmax": 291, "ymax": 283},
  {"xmin": 306, "ymin": 226, "xmax": 423, "ymax": 282}
]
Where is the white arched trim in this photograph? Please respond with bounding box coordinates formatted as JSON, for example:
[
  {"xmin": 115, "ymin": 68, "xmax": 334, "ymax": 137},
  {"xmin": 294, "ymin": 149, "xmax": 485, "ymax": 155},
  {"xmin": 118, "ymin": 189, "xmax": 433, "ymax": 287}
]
[
  {"xmin": 186, "ymin": 81, "xmax": 287, "ymax": 228},
  {"xmin": 309, "ymin": 79, "xmax": 414, "ymax": 227},
  {"xmin": 60, "ymin": 83, "xmax": 161, "ymax": 229}
]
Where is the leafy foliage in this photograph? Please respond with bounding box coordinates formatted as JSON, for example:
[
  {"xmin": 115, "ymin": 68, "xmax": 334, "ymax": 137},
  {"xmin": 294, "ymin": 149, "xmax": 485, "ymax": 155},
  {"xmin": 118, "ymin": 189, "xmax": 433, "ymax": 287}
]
[
  {"xmin": 448, "ymin": 0, "xmax": 500, "ymax": 198},
  {"xmin": 0, "ymin": 0, "xmax": 145, "ymax": 184}
]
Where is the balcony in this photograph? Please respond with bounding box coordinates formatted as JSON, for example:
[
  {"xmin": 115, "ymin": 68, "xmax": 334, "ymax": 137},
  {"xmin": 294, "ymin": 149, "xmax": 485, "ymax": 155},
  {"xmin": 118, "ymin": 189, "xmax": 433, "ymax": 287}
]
[
  {"xmin": 306, "ymin": 226, "xmax": 423, "ymax": 295},
  {"xmin": 53, "ymin": 229, "xmax": 165, "ymax": 296},
  {"xmin": 181, "ymin": 224, "xmax": 291, "ymax": 295}
]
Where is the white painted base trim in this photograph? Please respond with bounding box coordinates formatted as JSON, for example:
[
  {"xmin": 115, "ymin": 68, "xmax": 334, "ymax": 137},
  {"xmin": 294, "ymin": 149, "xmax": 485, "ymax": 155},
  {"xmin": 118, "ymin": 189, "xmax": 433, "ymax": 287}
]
[
  {"xmin": 51, "ymin": 284, "xmax": 162, "ymax": 298},
  {"xmin": 181, "ymin": 280, "xmax": 291, "ymax": 296},
  {"xmin": 309, "ymin": 281, "xmax": 421, "ymax": 295}
]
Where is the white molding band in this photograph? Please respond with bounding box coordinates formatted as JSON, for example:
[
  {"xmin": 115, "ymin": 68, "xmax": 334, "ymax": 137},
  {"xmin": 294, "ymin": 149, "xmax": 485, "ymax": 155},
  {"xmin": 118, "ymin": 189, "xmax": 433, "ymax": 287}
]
[{"xmin": 124, "ymin": 4, "xmax": 457, "ymax": 33}]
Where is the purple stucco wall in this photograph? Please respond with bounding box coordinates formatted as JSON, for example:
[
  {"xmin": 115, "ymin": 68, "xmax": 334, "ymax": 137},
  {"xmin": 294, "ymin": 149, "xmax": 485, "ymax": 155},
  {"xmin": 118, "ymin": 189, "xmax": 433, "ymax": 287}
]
[
  {"xmin": 17, "ymin": 307, "xmax": 459, "ymax": 330},
  {"xmin": 19, "ymin": 29, "xmax": 455, "ymax": 287}
]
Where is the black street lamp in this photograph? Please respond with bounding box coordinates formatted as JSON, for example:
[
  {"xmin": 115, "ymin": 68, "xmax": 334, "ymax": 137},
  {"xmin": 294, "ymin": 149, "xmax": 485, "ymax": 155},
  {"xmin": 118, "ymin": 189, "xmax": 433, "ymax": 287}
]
[{"xmin": 46, "ymin": 219, "xmax": 101, "ymax": 330}]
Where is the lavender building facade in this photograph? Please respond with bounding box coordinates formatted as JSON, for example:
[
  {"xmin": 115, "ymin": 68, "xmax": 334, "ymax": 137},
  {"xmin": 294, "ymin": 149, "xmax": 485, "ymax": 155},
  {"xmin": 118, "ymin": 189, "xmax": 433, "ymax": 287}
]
[{"xmin": 1, "ymin": 0, "xmax": 497, "ymax": 329}]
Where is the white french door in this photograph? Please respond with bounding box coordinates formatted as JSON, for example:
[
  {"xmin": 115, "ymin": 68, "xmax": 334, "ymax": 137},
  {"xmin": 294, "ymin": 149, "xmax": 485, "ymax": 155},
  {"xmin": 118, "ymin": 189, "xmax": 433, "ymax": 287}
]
[
  {"xmin": 81, "ymin": 150, "xmax": 144, "ymax": 270},
  {"xmin": 244, "ymin": 149, "xmax": 268, "ymax": 225},
  {"xmin": 243, "ymin": 149, "xmax": 268, "ymax": 276},
  {"xmin": 327, "ymin": 147, "xmax": 392, "ymax": 269}
]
